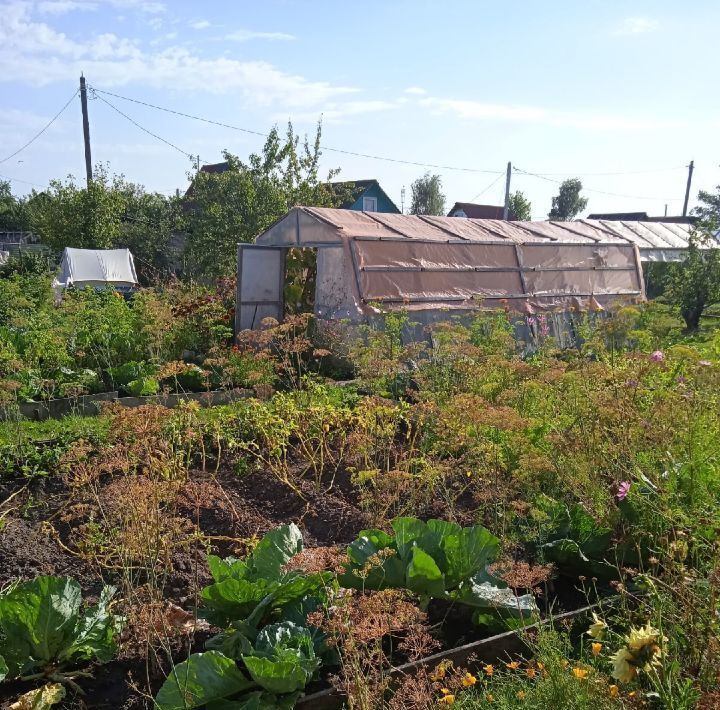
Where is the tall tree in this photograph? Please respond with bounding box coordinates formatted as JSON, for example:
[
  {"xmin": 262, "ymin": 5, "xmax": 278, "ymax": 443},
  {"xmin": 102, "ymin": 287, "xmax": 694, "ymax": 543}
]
[
  {"xmin": 27, "ymin": 164, "xmax": 127, "ymax": 250},
  {"xmin": 0, "ymin": 180, "xmax": 31, "ymax": 232},
  {"xmin": 508, "ymin": 191, "xmax": 532, "ymax": 221},
  {"xmin": 693, "ymin": 184, "xmax": 720, "ymax": 221},
  {"xmin": 410, "ymin": 173, "xmax": 446, "ymax": 216},
  {"xmin": 548, "ymin": 178, "xmax": 588, "ymax": 221},
  {"xmin": 184, "ymin": 120, "xmax": 342, "ymax": 279}
]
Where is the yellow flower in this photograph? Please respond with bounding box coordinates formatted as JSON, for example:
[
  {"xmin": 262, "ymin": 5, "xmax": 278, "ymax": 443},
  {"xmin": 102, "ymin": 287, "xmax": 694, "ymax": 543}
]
[
  {"xmin": 506, "ymin": 660, "xmax": 521, "ymax": 670},
  {"xmin": 561, "ymin": 659, "xmax": 569, "ymax": 669},
  {"xmin": 483, "ymin": 664, "xmax": 494, "ymax": 676},
  {"xmin": 462, "ymin": 672, "xmax": 477, "ymax": 687},
  {"xmin": 517, "ymin": 691, "xmax": 526, "ymax": 700},
  {"xmin": 591, "ymin": 642, "xmax": 603, "ymax": 656},
  {"xmin": 572, "ymin": 667, "xmax": 589, "ymax": 680},
  {"xmin": 609, "ymin": 685, "xmax": 619, "ymax": 698},
  {"xmin": 441, "ymin": 688, "xmax": 451, "ymax": 695},
  {"xmin": 611, "ymin": 647, "xmax": 637, "ymax": 684},
  {"xmin": 526, "ymin": 667, "xmax": 537, "ymax": 679},
  {"xmin": 439, "ymin": 694, "xmax": 455, "ymax": 705},
  {"xmin": 626, "ymin": 623, "xmax": 665, "ymax": 655},
  {"xmin": 536, "ymin": 662, "xmax": 545, "ymax": 670},
  {"xmin": 587, "ymin": 612, "xmax": 608, "ymax": 640},
  {"xmin": 487, "ymin": 694, "xmax": 494, "ymax": 703}
]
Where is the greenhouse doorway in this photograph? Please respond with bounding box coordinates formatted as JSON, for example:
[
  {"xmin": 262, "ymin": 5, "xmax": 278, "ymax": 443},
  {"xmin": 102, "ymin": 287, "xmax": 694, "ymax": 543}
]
[{"xmin": 235, "ymin": 245, "xmax": 319, "ymax": 334}]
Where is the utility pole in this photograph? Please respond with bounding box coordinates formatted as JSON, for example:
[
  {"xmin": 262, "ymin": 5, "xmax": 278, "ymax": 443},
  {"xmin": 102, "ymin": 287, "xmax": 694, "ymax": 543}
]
[
  {"xmin": 682, "ymin": 160, "xmax": 694, "ymax": 217},
  {"xmin": 502, "ymin": 161, "xmax": 512, "ymax": 220},
  {"xmin": 79, "ymin": 74, "xmax": 92, "ymax": 187},
  {"xmin": 400, "ymin": 186, "xmax": 406, "ymax": 214}
]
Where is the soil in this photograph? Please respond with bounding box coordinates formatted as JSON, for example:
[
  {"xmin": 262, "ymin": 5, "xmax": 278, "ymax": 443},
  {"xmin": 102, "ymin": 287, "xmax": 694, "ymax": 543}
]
[{"xmin": 0, "ymin": 463, "xmax": 595, "ymax": 708}]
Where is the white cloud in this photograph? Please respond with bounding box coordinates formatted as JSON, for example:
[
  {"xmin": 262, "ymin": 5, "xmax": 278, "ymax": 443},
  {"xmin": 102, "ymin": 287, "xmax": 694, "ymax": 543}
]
[
  {"xmin": 224, "ymin": 29, "xmax": 295, "ymax": 42},
  {"xmin": 37, "ymin": 1, "xmax": 98, "ymax": 14},
  {"xmin": 190, "ymin": 19, "xmax": 210, "ymax": 29},
  {"xmin": 404, "ymin": 86, "xmax": 426, "ymax": 95},
  {"xmin": 614, "ymin": 17, "xmax": 660, "ymax": 35},
  {"xmin": 419, "ymin": 96, "xmax": 681, "ymax": 131},
  {"xmin": 285, "ymin": 99, "xmax": 402, "ymax": 124},
  {"xmin": 0, "ymin": 3, "xmax": 354, "ymax": 107}
]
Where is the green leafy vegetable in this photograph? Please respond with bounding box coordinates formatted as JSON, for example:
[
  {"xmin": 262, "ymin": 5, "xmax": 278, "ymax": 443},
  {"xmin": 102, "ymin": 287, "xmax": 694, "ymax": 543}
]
[
  {"xmin": 155, "ymin": 651, "xmax": 255, "ymax": 709},
  {"xmin": 0, "ymin": 576, "xmax": 121, "ymax": 680}
]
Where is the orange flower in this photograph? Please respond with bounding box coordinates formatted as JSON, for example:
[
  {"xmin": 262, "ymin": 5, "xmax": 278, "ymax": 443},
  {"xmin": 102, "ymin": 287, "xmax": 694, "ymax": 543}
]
[
  {"xmin": 506, "ymin": 660, "xmax": 521, "ymax": 670},
  {"xmin": 526, "ymin": 667, "xmax": 537, "ymax": 679},
  {"xmin": 483, "ymin": 664, "xmax": 494, "ymax": 676},
  {"xmin": 591, "ymin": 642, "xmax": 603, "ymax": 656},
  {"xmin": 462, "ymin": 672, "xmax": 477, "ymax": 687},
  {"xmin": 609, "ymin": 685, "xmax": 619, "ymax": 698},
  {"xmin": 439, "ymin": 694, "xmax": 455, "ymax": 705},
  {"xmin": 572, "ymin": 667, "xmax": 589, "ymax": 680}
]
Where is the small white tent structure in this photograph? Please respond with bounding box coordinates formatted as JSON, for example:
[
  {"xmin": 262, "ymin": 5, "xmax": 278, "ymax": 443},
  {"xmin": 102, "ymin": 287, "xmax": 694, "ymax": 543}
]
[{"xmin": 53, "ymin": 248, "xmax": 139, "ymax": 297}]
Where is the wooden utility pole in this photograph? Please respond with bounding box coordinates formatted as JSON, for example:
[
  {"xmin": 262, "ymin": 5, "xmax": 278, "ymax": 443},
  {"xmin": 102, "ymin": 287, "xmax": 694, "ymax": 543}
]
[
  {"xmin": 682, "ymin": 160, "xmax": 694, "ymax": 217},
  {"xmin": 502, "ymin": 161, "xmax": 512, "ymax": 220},
  {"xmin": 79, "ymin": 74, "xmax": 93, "ymax": 187}
]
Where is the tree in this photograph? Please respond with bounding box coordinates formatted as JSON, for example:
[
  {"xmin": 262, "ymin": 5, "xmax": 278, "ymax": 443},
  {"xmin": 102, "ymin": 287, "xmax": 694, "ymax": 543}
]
[
  {"xmin": 665, "ymin": 227, "xmax": 720, "ymax": 331},
  {"xmin": 508, "ymin": 191, "xmax": 532, "ymax": 221},
  {"xmin": 0, "ymin": 180, "xmax": 31, "ymax": 232},
  {"xmin": 184, "ymin": 120, "xmax": 343, "ymax": 280},
  {"xmin": 548, "ymin": 178, "xmax": 588, "ymax": 221},
  {"xmin": 27, "ymin": 164, "xmax": 127, "ymax": 250},
  {"xmin": 410, "ymin": 173, "xmax": 446, "ymax": 216},
  {"xmin": 693, "ymin": 184, "xmax": 720, "ymax": 222}
]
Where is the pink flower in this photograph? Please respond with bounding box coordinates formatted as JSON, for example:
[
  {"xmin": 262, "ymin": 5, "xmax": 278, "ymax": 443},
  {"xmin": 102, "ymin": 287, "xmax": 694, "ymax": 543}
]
[
  {"xmin": 699, "ymin": 360, "xmax": 712, "ymax": 367},
  {"xmin": 650, "ymin": 351, "xmax": 664, "ymax": 362},
  {"xmin": 616, "ymin": 481, "xmax": 631, "ymax": 501}
]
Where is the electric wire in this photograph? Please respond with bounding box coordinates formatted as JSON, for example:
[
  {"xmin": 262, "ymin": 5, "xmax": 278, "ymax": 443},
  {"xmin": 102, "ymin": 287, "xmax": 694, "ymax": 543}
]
[
  {"xmin": 467, "ymin": 173, "xmax": 504, "ymax": 202},
  {"xmin": 513, "ymin": 166, "xmax": 679, "ymax": 203},
  {"xmin": 0, "ymin": 90, "xmax": 79, "ymax": 166},
  {"xmin": 88, "ymin": 85, "xmax": 505, "ymax": 175},
  {"xmin": 91, "ymin": 90, "xmax": 202, "ymax": 163}
]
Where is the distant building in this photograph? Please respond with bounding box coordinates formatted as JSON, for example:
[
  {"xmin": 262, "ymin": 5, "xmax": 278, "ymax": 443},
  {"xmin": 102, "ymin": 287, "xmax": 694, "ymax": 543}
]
[
  {"xmin": 587, "ymin": 211, "xmax": 697, "ymax": 225},
  {"xmin": 329, "ymin": 179, "xmax": 400, "ymax": 213},
  {"xmin": 447, "ymin": 202, "xmax": 516, "ymax": 220}
]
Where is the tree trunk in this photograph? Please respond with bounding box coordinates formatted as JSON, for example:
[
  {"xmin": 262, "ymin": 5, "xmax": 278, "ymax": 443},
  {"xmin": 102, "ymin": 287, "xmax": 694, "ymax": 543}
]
[{"xmin": 681, "ymin": 305, "xmax": 703, "ymax": 332}]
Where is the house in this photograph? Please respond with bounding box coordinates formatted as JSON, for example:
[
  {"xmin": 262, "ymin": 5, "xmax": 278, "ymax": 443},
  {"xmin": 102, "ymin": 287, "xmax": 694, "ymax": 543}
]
[
  {"xmin": 447, "ymin": 202, "xmax": 516, "ymax": 220},
  {"xmin": 330, "ymin": 179, "xmax": 400, "ymax": 213},
  {"xmin": 186, "ymin": 166, "xmax": 399, "ymax": 214}
]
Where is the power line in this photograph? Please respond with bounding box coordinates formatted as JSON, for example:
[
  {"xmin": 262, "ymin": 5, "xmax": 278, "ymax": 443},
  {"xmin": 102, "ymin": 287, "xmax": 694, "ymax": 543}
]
[
  {"xmin": 0, "ymin": 172, "xmax": 48, "ymax": 189},
  {"xmin": 0, "ymin": 90, "xmax": 79, "ymax": 166},
  {"xmin": 520, "ymin": 166, "xmax": 686, "ymax": 177},
  {"xmin": 513, "ymin": 166, "xmax": 679, "ymax": 203},
  {"xmin": 467, "ymin": 173, "xmax": 504, "ymax": 202},
  {"xmin": 89, "ymin": 85, "xmax": 505, "ymax": 175},
  {"xmin": 91, "ymin": 90, "xmax": 202, "ymax": 163}
]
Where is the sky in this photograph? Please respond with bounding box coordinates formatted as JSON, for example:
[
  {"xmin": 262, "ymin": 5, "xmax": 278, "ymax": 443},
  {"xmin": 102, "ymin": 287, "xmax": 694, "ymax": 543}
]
[{"xmin": 1, "ymin": 0, "xmax": 719, "ymax": 219}]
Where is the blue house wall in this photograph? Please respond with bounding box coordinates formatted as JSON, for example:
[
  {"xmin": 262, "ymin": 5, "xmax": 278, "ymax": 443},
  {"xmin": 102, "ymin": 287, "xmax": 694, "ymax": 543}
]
[{"xmin": 348, "ymin": 183, "xmax": 400, "ymax": 213}]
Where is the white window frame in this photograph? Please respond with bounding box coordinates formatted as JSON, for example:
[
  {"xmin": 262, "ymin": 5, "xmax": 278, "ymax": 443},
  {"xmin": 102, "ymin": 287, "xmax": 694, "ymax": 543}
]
[{"xmin": 362, "ymin": 196, "xmax": 378, "ymax": 212}]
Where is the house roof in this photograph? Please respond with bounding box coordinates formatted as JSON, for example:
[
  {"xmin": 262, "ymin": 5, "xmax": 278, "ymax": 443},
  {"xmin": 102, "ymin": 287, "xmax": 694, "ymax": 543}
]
[
  {"xmin": 329, "ymin": 179, "xmax": 400, "ymax": 212},
  {"xmin": 448, "ymin": 202, "xmax": 516, "ymax": 220},
  {"xmin": 588, "ymin": 211, "xmax": 697, "ymax": 225}
]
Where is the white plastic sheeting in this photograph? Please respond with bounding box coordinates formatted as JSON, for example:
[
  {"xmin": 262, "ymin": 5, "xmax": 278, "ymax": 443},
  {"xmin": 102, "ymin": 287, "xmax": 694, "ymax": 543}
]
[{"xmin": 53, "ymin": 248, "xmax": 138, "ymax": 296}]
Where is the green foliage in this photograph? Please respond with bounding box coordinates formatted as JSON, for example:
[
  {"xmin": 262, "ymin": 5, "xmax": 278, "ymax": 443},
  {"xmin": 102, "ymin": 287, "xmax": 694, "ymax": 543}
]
[
  {"xmin": 508, "ymin": 190, "xmax": 532, "ymax": 220},
  {"xmin": 0, "ymin": 576, "xmax": 121, "ymax": 680},
  {"xmin": 200, "ymin": 524, "xmax": 331, "ymax": 626},
  {"xmin": 184, "ymin": 121, "xmax": 342, "ymax": 279},
  {"xmin": 340, "ymin": 517, "xmax": 536, "ymax": 621},
  {"xmin": 664, "ymin": 225, "xmax": 720, "ymax": 331},
  {"xmin": 0, "ymin": 179, "xmax": 30, "ymax": 231},
  {"xmin": 410, "ymin": 172, "xmax": 446, "ymax": 215},
  {"xmin": 155, "ymin": 651, "xmax": 256, "ymax": 709},
  {"xmin": 548, "ymin": 178, "xmax": 588, "ymax": 221}
]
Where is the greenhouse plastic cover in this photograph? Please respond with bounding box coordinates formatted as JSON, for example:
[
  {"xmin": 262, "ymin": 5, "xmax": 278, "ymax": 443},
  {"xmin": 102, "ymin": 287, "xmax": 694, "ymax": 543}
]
[{"xmin": 54, "ymin": 248, "xmax": 139, "ymax": 290}]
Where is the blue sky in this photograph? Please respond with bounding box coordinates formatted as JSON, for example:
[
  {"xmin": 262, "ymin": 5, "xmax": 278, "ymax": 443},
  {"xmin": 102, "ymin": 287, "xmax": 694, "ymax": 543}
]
[{"xmin": 1, "ymin": 0, "xmax": 719, "ymax": 219}]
